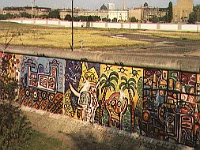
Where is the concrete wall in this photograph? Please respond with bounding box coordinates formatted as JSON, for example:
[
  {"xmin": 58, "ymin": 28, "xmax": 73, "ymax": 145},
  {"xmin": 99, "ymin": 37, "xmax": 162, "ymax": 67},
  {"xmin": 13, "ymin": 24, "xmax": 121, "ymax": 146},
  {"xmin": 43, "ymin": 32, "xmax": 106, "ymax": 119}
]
[
  {"xmin": 6, "ymin": 19, "xmax": 200, "ymax": 32},
  {"xmin": 0, "ymin": 47, "xmax": 200, "ymax": 148}
]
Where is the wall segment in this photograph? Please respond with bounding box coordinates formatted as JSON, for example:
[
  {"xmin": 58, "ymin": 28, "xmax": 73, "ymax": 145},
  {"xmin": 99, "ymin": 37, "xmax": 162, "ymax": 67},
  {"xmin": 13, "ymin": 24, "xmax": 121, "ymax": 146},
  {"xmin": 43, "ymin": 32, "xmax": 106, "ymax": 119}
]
[{"xmin": 0, "ymin": 46, "xmax": 200, "ymax": 148}]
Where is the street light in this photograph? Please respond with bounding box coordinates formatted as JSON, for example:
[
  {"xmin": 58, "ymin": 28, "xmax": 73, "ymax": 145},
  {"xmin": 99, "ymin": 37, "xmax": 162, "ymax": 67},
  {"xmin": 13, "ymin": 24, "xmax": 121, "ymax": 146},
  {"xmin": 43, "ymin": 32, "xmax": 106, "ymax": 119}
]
[{"xmin": 71, "ymin": 0, "xmax": 74, "ymax": 51}]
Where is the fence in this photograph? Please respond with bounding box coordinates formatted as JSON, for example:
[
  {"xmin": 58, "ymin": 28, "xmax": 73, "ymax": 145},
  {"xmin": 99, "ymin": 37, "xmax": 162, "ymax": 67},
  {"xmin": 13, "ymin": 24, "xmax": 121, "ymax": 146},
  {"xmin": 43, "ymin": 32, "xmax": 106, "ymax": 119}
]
[{"xmin": 5, "ymin": 19, "xmax": 200, "ymax": 32}]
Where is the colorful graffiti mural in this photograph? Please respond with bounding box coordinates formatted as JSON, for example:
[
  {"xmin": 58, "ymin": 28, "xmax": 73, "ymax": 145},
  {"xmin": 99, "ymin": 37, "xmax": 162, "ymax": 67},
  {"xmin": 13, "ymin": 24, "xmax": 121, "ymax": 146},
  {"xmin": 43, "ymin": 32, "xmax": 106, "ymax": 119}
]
[
  {"xmin": 99, "ymin": 64, "xmax": 143, "ymax": 132},
  {"xmin": 142, "ymin": 69, "xmax": 200, "ymax": 147},
  {"xmin": 64, "ymin": 61, "xmax": 100, "ymax": 123},
  {"xmin": 0, "ymin": 53, "xmax": 20, "ymax": 100},
  {"xmin": 19, "ymin": 56, "xmax": 65, "ymax": 114},
  {"xmin": 0, "ymin": 52, "xmax": 200, "ymax": 148}
]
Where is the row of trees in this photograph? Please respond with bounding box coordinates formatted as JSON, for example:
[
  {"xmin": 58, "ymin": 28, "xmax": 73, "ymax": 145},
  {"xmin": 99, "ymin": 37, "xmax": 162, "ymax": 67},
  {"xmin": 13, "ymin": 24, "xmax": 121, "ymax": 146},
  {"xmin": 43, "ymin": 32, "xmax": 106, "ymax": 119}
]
[
  {"xmin": 1, "ymin": 4, "xmax": 200, "ymax": 24},
  {"xmin": 64, "ymin": 14, "xmax": 101, "ymax": 22},
  {"xmin": 0, "ymin": 9, "xmax": 61, "ymax": 20},
  {"xmin": 188, "ymin": 5, "xmax": 200, "ymax": 24}
]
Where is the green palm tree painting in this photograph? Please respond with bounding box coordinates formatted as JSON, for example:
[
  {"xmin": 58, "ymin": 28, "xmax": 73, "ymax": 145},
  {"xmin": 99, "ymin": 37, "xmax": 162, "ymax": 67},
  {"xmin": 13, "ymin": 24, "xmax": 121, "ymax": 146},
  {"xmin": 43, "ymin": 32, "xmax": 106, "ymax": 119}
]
[
  {"xmin": 99, "ymin": 71, "xmax": 119, "ymax": 125},
  {"xmin": 119, "ymin": 76, "xmax": 137, "ymax": 132}
]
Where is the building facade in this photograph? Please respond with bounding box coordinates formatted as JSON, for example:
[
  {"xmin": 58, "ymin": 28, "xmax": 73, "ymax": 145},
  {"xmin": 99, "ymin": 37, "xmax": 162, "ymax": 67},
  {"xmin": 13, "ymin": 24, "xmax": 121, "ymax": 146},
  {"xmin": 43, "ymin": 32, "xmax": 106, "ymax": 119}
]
[
  {"xmin": 173, "ymin": 0, "xmax": 193, "ymax": 22},
  {"xmin": 107, "ymin": 3, "xmax": 115, "ymax": 10},
  {"xmin": 129, "ymin": 8, "xmax": 143, "ymax": 21},
  {"xmin": 2, "ymin": 7, "xmax": 51, "ymax": 17}
]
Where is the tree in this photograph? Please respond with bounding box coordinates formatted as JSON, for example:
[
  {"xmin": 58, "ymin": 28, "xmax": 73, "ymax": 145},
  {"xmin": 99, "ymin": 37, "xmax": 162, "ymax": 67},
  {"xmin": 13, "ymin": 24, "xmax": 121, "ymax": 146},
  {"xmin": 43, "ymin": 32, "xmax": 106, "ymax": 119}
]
[
  {"xmin": 112, "ymin": 17, "xmax": 117, "ymax": 22},
  {"xmin": 48, "ymin": 9, "xmax": 60, "ymax": 19},
  {"xmin": 188, "ymin": 12, "xmax": 197, "ymax": 24},
  {"xmin": 64, "ymin": 14, "xmax": 72, "ymax": 21},
  {"xmin": 0, "ymin": 13, "xmax": 14, "ymax": 20},
  {"xmin": 130, "ymin": 17, "xmax": 138, "ymax": 22},
  {"xmin": 149, "ymin": 15, "xmax": 159, "ymax": 23},
  {"xmin": 188, "ymin": 5, "xmax": 200, "ymax": 24},
  {"xmin": 102, "ymin": 17, "xmax": 111, "ymax": 22},
  {"xmin": 88, "ymin": 15, "xmax": 94, "ymax": 22},
  {"xmin": 167, "ymin": 2, "xmax": 173, "ymax": 23},
  {"xmin": 20, "ymin": 12, "xmax": 31, "ymax": 18},
  {"xmin": 99, "ymin": 71, "xmax": 119, "ymax": 125},
  {"xmin": 119, "ymin": 76, "xmax": 137, "ymax": 132}
]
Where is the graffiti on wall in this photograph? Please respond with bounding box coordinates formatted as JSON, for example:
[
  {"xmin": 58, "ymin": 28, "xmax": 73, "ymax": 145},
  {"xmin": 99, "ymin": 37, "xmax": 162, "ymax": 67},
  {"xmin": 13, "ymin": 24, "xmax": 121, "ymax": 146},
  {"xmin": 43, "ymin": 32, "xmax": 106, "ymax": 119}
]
[
  {"xmin": 141, "ymin": 69, "xmax": 200, "ymax": 147},
  {"xmin": 0, "ymin": 53, "xmax": 21, "ymax": 100},
  {"xmin": 99, "ymin": 64, "xmax": 143, "ymax": 132},
  {"xmin": 64, "ymin": 60, "xmax": 100, "ymax": 123},
  {"xmin": 1, "ymin": 52, "xmax": 200, "ymax": 148},
  {"xmin": 19, "ymin": 56, "xmax": 65, "ymax": 114}
]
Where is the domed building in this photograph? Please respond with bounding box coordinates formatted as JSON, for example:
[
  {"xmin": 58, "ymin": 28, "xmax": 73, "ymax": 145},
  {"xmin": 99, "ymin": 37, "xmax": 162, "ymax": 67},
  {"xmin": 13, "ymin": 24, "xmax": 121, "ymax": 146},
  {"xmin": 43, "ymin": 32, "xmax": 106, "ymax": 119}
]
[{"xmin": 100, "ymin": 4, "xmax": 108, "ymax": 11}]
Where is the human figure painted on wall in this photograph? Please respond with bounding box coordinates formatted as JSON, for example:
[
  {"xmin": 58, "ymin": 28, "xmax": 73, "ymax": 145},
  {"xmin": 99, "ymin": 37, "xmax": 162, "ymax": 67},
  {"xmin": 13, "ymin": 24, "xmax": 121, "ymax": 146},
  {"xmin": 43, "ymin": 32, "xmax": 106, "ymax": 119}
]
[
  {"xmin": 69, "ymin": 81, "xmax": 99, "ymax": 123},
  {"xmin": 105, "ymin": 92, "xmax": 128, "ymax": 130}
]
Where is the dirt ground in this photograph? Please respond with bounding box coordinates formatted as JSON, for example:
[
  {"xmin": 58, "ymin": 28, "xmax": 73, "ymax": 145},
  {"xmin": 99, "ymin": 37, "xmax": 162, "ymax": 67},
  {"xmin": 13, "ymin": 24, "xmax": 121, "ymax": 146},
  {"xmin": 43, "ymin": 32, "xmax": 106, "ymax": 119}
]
[
  {"xmin": 89, "ymin": 31, "xmax": 200, "ymax": 59},
  {"xmin": 22, "ymin": 107, "xmax": 147, "ymax": 150},
  {"xmin": 21, "ymin": 106, "xmax": 192, "ymax": 150}
]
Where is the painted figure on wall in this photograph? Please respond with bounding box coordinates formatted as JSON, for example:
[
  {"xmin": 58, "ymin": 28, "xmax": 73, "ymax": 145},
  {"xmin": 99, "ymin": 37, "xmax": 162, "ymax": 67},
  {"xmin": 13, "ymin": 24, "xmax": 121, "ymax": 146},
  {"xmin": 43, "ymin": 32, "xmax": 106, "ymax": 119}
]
[
  {"xmin": 105, "ymin": 92, "xmax": 128, "ymax": 130},
  {"xmin": 64, "ymin": 61, "xmax": 100, "ymax": 123},
  {"xmin": 99, "ymin": 64, "xmax": 143, "ymax": 132}
]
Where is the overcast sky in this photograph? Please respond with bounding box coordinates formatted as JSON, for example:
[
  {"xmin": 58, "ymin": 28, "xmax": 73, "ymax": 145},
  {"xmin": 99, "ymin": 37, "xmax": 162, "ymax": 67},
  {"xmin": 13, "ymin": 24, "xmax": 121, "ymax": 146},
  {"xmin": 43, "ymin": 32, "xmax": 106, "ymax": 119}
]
[{"xmin": 0, "ymin": 0, "xmax": 199, "ymax": 10}]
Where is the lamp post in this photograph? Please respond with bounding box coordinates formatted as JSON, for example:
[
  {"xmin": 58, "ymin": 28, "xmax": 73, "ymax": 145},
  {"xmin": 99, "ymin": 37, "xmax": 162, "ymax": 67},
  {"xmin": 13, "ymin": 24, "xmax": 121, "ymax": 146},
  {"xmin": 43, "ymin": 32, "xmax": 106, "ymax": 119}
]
[{"xmin": 71, "ymin": 0, "xmax": 74, "ymax": 51}]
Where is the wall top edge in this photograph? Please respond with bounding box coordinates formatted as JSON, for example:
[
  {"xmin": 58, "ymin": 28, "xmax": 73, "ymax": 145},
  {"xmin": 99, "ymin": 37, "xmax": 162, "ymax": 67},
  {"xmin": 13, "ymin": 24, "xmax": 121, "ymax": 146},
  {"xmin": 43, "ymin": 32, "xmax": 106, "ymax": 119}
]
[{"xmin": 1, "ymin": 46, "xmax": 200, "ymax": 73}]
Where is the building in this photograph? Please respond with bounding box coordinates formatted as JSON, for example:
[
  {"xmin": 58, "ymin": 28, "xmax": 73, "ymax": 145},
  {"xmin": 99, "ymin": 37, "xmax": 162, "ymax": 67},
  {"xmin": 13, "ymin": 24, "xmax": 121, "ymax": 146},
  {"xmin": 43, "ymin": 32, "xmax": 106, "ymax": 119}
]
[
  {"xmin": 2, "ymin": 6, "xmax": 51, "ymax": 17},
  {"xmin": 143, "ymin": 7, "xmax": 168, "ymax": 22},
  {"xmin": 60, "ymin": 9, "xmax": 79, "ymax": 20},
  {"xmin": 78, "ymin": 10, "xmax": 108, "ymax": 20},
  {"xmin": 107, "ymin": 10, "xmax": 128, "ymax": 21},
  {"xmin": 107, "ymin": 3, "xmax": 115, "ymax": 10},
  {"xmin": 173, "ymin": 0, "xmax": 193, "ymax": 22},
  {"xmin": 60, "ymin": 9, "xmax": 128, "ymax": 22},
  {"xmin": 129, "ymin": 8, "xmax": 143, "ymax": 21}
]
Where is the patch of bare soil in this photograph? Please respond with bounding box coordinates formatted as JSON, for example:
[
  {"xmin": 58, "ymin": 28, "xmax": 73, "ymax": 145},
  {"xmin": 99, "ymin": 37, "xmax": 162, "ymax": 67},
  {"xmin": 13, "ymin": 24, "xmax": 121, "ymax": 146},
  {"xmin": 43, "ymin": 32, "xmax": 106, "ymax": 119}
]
[
  {"xmin": 21, "ymin": 106, "xmax": 148, "ymax": 150},
  {"xmin": 21, "ymin": 106, "xmax": 191, "ymax": 150}
]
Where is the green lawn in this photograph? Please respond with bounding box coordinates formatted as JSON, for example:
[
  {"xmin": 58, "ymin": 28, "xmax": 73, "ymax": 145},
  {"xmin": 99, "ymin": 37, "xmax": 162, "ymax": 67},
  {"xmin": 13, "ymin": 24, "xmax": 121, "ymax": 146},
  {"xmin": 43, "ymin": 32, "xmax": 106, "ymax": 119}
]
[{"xmin": 21, "ymin": 130, "xmax": 64, "ymax": 150}]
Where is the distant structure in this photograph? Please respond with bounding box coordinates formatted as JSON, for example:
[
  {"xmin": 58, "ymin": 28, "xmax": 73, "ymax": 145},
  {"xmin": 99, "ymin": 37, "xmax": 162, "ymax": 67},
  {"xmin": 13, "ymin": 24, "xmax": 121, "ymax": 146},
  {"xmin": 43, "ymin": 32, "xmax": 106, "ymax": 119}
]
[
  {"xmin": 1, "ymin": 0, "xmax": 195, "ymax": 23},
  {"xmin": 173, "ymin": 0, "xmax": 193, "ymax": 22},
  {"xmin": 100, "ymin": 4, "xmax": 108, "ymax": 10},
  {"xmin": 2, "ymin": 6, "xmax": 51, "ymax": 16},
  {"xmin": 31, "ymin": 0, "xmax": 35, "ymax": 17},
  {"xmin": 123, "ymin": 0, "xmax": 126, "ymax": 10},
  {"xmin": 107, "ymin": 2, "xmax": 115, "ymax": 10}
]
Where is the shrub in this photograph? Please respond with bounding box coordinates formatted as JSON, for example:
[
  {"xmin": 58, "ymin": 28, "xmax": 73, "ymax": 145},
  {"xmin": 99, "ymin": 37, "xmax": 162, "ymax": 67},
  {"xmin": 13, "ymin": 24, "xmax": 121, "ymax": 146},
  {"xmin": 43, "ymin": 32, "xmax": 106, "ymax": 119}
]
[
  {"xmin": 0, "ymin": 103, "xmax": 32, "ymax": 150},
  {"xmin": 0, "ymin": 54, "xmax": 32, "ymax": 150}
]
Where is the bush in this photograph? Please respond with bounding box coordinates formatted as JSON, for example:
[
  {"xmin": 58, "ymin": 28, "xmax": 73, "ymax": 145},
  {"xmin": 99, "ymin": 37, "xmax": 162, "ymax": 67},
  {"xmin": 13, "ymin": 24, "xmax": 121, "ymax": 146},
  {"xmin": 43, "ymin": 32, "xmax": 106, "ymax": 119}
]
[
  {"xmin": 0, "ymin": 54, "xmax": 32, "ymax": 150},
  {"xmin": 0, "ymin": 103, "xmax": 32, "ymax": 150}
]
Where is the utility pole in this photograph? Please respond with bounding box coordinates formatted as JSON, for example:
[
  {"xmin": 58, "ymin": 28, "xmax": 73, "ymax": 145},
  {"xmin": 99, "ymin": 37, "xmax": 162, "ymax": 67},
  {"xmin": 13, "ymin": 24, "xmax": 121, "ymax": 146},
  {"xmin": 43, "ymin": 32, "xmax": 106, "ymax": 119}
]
[
  {"xmin": 31, "ymin": 0, "xmax": 35, "ymax": 18},
  {"xmin": 71, "ymin": 0, "xmax": 74, "ymax": 51}
]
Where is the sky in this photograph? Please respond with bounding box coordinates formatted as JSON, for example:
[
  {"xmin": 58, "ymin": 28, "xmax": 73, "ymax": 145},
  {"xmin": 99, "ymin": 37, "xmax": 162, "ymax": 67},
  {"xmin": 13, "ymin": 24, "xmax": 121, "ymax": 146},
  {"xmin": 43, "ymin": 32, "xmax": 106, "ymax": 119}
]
[{"xmin": 0, "ymin": 0, "xmax": 199, "ymax": 10}]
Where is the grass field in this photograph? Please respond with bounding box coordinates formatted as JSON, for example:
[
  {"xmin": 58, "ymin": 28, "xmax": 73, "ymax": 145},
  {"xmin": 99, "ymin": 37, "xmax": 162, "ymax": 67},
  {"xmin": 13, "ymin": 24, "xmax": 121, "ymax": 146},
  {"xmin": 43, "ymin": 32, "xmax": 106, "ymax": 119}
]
[
  {"xmin": 1, "ymin": 21, "xmax": 199, "ymax": 50},
  {"xmin": 0, "ymin": 21, "xmax": 149, "ymax": 49}
]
